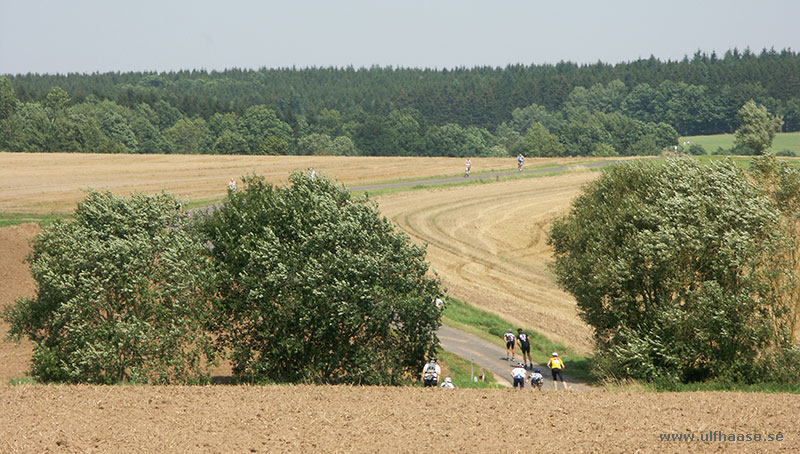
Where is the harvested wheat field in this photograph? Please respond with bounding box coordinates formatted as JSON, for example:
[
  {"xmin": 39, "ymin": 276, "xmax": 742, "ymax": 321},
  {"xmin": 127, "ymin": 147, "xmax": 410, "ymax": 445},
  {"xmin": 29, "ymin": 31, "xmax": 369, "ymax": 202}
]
[
  {"xmin": 376, "ymin": 170, "xmax": 598, "ymax": 353},
  {"xmin": 0, "ymin": 152, "xmax": 605, "ymax": 214},
  {"xmin": 1, "ymin": 385, "xmax": 798, "ymax": 453}
]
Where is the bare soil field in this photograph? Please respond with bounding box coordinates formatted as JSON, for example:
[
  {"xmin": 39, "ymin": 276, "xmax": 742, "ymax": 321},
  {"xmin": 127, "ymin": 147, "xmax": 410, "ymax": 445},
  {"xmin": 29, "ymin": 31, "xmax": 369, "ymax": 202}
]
[
  {"xmin": 0, "ymin": 152, "xmax": 599, "ymax": 213},
  {"xmin": 1, "ymin": 385, "xmax": 798, "ymax": 453},
  {"xmin": 376, "ymin": 171, "xmax": 598, "ymax": 353},
  {"xmin": 0, "ymin": 223, "xmax": 39, "ymax": 382}
]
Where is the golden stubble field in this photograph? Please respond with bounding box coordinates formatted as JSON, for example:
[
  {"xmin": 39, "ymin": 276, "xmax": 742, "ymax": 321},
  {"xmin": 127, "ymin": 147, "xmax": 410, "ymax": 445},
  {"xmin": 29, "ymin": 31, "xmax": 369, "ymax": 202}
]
[
  {"xmin": 2, "ymin": 153, "xmax": 800, "ymax": 453},
  {"xmin": 0, "ymin": 152, "xmax": 590, "ymax": 214},
  {"xmin": 377, "ymin": 171, "xmax": 598, "ymax": 353}
]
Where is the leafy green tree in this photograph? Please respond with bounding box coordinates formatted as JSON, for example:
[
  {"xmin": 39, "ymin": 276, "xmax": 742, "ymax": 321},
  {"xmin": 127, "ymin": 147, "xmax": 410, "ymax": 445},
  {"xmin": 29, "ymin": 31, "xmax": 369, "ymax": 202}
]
[
  {"xmin": 485, "ymin": 144, "xmax": 510, "ymax": 157},
  {"xmin": 151, "ymin": 99, "xmax": 183, "ymax": 130},
  {"xmin": 519, "ymin": 123, "xmax": 565, "ymax": 157},
  {"xmin": 296, "ymin": 132, "xmax": 334, "ymax": 155},
  {"xmin": 3, "ymin": 102, "xmax": 50, "ymax": 152},
  {"xmin": 621, "ymin": 83, "xmax": 657, "ymax": 123},
  {"xmin": 627, "ymin": 136, "xmax": 660, "ymax": 156},
  {"xmin": 557, "ymin": 115, "xmax": 614, "ymax": 156},
  {"xmin": 163, "ymin": 117, "xmax": 210, "ymax": 154},
  {"xmin": 129, "ymin": 104, "xmax": 174, "ymax": 154},
  {"xmin": 330, "ymin": 135, "xmax": 358, "ymax": 156},
  {"xmin": 384, "ymin": 109, "xmax": 423, "ymax": 156},
  {"xmin": 508, "ymin": 103, "xmax": 563, "ymax": 134},
  {"xmin": 44, "ymin": 87, "xmax": 70, "ymax": 124},
  {"xmin": 212, "ymin": 129, "xmax": 248, "ymax": 155},
  {"xmin": 309, "ymin": 108, "xmax": 344, "ymax": 137},
  {"xmin": 734, "ymin": 100, "xmax": 784, "ymax": 155},
  {"xmin": 100, "ymin": 110, "xmax": 138, "ymax": 153},
  {"xmin": 237, "ymin": 105, "xmax": 292, "ymax": 155},
  {"xmin": 423, "ymin": 123, "xmax": 488, "ymax": 157},
  {"xmin": 2, "ymin": 191, "xmax": 217, "ymax": 384},
  {"xmin": 0, "ymin": 77, "xmax": 18, "ymax": 149},
  {"xmin": 494, "ymin": 123, "xmax": 523, "ymax": 153},
  {"xmin": 549, "ymin": 157, "xmax": 795, "ymax": 383},
  {"xmin": 644, "ymin": 122, "xmax": 680, "ymax": 149},
  {"xmin": 0, "ymin": 76, "xmax": 17, "ymax": 121},
  {"xmin": 201, "ymin": 173, "xmax": 443, "ymax": 385}
]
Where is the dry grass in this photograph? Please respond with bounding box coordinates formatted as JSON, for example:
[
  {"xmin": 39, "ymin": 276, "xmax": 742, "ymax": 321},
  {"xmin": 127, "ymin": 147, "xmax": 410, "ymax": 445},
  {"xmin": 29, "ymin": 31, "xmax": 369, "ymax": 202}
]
[{"xmin": 0, "ymin": 152, "xmax": 601, "ymax": 214}]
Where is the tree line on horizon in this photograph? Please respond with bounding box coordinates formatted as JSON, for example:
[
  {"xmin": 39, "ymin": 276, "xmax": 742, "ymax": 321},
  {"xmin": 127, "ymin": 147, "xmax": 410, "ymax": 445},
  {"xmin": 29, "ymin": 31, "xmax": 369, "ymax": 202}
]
[{"xmin": 1, "ymin": 48, "xmax": 798, "ymax": 158}]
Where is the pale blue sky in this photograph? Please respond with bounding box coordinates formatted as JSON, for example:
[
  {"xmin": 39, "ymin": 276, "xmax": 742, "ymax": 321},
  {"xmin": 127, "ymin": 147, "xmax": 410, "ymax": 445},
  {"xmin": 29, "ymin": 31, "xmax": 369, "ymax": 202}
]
[{"xmin": 1, "ymin": 0, "xmax": 798, "ymax": 75}]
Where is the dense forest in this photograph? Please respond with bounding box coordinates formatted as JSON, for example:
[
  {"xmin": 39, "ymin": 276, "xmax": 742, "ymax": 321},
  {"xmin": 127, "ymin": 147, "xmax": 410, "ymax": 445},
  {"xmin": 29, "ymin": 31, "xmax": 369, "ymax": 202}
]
[{"xmin": 1, "ymin": 48, "xmax": 798, "ymax": 157}]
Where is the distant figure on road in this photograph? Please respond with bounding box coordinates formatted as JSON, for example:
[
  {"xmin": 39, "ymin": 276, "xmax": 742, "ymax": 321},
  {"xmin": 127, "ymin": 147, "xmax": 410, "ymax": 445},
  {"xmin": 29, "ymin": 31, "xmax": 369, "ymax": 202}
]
[
  {"xmin": 422, "ymin": 358, "xmax": 441, "ymax": 387},
  {"xmin": 228, "ymin": 178, "xmax": 237, "ymax": 192},
  {"xmin": 530, "ymin": 368, "xmax": 544, "ymax": 391},
  {"xmin": 517, "ymin": 153, "xmax": 524, "ymax": 171},
  {"xmin": 464, "ymin": 158, "xmax": 472, "ymax": 177},
  {"xmin": 440, "ymin": 377, "xmax": 455, "ymax": 389},
  {"xmin": 517, "ymin": 328, "xmax": 532, "ymax": 369},
  {"xmin": 547, "ymin": 352, "xmax": 569, "ymax": 390},
  {"xmin": 511, "ymin": 362, "xmax": 527, "ymax": 389},
  {"xmin": 504, "ymin": 329, "xmax": 516, "ymax": 361}
]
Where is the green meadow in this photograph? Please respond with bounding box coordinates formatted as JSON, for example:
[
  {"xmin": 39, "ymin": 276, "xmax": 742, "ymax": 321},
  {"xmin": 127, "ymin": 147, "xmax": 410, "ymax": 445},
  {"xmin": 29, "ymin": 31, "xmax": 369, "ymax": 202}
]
[{"xmin": 681, "ymin": 132, "xmax": 800, "ymax": 155}]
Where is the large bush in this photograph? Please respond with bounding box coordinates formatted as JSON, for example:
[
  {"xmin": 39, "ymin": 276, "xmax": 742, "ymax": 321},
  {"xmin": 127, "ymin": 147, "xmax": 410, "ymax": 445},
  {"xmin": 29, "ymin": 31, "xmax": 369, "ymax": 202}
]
[
  {"xmin": 549, "ymin": 157, "xmax": 796, "ymax": 383},
  {"xmin": 2, "ymin": 191, "xmax": 217, "ymax": 384},
  {"xmin": 201, "ymin": 172, "xmax": 442, "ymax": 384}
]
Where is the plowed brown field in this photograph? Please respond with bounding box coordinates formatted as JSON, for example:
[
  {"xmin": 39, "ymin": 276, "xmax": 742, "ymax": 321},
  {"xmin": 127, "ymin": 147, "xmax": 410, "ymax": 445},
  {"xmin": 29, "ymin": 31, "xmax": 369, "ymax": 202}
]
[
  {"xmin": 0, "ymin": 223, "xmax": 39, "ymax": 382},
  {"xmin": 1, "ymin": 385, "xmax": 798, "ymax": 453}
]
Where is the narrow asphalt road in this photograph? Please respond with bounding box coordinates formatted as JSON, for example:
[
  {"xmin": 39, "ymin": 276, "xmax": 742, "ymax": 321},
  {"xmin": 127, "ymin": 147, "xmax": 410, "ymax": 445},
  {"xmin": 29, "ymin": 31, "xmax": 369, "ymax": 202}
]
[
  {"xmin": 437, "ymin": 325, "xmax": 593, "ymax": 390},
  {"xmin": 350, "ymin": 160, "xmax": 617, "ymax": 192}
]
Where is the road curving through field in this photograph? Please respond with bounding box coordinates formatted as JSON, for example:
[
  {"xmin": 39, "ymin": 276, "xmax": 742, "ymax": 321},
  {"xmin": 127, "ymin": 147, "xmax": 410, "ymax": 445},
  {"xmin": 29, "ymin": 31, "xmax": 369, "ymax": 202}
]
[{"xmin": 376, "ymin": 170, "xmax": 602, "ymax": 355}]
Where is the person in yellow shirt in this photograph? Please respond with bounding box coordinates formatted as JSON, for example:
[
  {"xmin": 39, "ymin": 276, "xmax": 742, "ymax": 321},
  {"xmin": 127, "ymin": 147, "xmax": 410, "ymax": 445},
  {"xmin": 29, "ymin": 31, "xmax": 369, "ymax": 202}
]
[{"xmin": 546, "ymin": 352, "xmax": 569, "ymax": 390}]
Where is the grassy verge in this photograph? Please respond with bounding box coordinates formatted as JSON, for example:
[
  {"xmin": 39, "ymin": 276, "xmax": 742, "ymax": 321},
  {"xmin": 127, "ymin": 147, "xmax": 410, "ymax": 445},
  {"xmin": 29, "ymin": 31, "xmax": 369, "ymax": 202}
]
[
  {"xmin": 0, "ymin": 212, "xmax": 72, "ymax": 227},
  {"xmin": 354, "ymin": 169, "xmax": 591, "ymax": 198},
  {"xmin": 8, "ymin": 377, "xmax": 37, "ymax": 385},
  {"xmin": 441, "ymin": 297, "xmax": 594, "ymax": 384},
  {"xmin": 436, "ymin": 350, "xmax": 502, "ymax": 389},
  {"xmin": 351, "ymin": 159, "xmax": 609, "ymax": 187},
  {"xmin": 183, "ymin": 197, "xmax": 225, "ymax": 211}
]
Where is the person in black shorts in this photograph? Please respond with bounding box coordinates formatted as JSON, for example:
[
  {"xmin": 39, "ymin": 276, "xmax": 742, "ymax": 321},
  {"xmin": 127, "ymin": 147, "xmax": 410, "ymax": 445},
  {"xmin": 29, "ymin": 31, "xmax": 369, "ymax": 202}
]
[
  {"xmin": 503, "ymin": 329, "xmax": 516, "ymax": 361},
  {"xmin": 547, "ymin": 352, "xmax": 569, "ymax": 390},
  {"xmin": 517, "ymin": 328, "xmax": 532, "ymax": 369}
]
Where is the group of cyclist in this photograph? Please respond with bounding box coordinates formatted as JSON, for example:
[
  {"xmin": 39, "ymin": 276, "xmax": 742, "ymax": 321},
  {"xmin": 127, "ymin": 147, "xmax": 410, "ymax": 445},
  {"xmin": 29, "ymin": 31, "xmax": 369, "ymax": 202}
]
[
  {"xmin": 421, "ymin": 326, "xmax": 569, "ymax": 391},
  {"xmin": 505, "ymin": 328, "xmax": 569, "ymax": 390}
]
